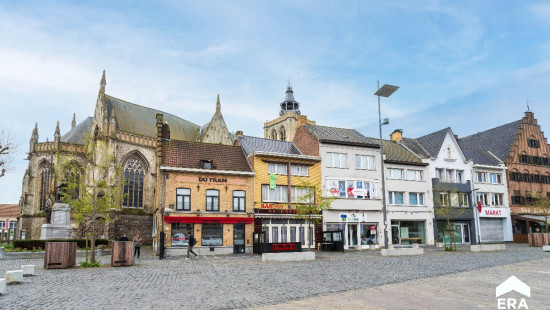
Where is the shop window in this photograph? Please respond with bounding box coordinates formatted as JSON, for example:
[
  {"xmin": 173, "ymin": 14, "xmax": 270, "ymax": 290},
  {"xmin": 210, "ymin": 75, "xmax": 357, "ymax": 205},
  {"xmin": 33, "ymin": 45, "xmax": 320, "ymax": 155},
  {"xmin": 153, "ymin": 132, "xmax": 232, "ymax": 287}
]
[
  {"xmin": 409, "ymin": 193, "xmax": 424, "ymax": 206},
  {"xmin": 281, "ymin": 226, "xmax": 287, "ymax": 242},
  {"xmin": 360, "ymin": 224, "xmax": 377, "ymax": 245},
  {"xmin": 206, "ymin": 189, "xmax": 219, "ymax": 211},
  {"xmin": 394, "ymin": 221, "xmax": 425, "ymax": 245},
  {"xmin": 388, "ymin": 192, "xmax": 404, "ymax": 205},
  {"xmin": 232, "ymin": 190, "xmax": 245, "ymax": 211},
  {"xmin": 202, "ymin": 224, "xmax": 223, "ymax": 246},
  {"xmin": 272, "ymin": 227, "xmax": 279, "ymax": 243},
  {"xmin": 290, "ymin": 227, "xmax": 296, "ymax": 242},
  {"xmin": 355, "ymin": 155, "xmax": 375, "ymax": 170},
  {"xmin": 299, "ymin": 227, "xmax": 305, "ymax": 245},
  {"xmin": 176, "ymin": 188, "xmax": 191, "ymax": 211},
  {"xmin": 261, "ymin": 184, "xmax": 288, "ymax": 202},
  {"xmin": 171, "ymin": 223, "xmax": 194, "ymax": 247}
]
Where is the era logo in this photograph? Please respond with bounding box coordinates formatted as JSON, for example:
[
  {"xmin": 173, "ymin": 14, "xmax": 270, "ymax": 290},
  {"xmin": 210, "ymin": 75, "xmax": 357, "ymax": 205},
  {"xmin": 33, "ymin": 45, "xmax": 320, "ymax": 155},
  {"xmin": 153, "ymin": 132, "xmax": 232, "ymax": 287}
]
[{"xmin": 496, "ymin": 276, "xmax": 530, "ymax": 309}]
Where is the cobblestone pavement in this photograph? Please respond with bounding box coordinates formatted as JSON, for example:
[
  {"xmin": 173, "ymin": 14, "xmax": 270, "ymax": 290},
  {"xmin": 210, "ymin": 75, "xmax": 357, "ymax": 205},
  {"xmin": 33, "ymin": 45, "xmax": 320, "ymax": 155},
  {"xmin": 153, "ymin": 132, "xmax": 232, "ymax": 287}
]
[
  {"xmin": 254, "ymin": 257, "xmax": 550, "ymax": 310},
  {"xmin": 0, "ymin": 244, "xmax": 548, "ymax": 309}
]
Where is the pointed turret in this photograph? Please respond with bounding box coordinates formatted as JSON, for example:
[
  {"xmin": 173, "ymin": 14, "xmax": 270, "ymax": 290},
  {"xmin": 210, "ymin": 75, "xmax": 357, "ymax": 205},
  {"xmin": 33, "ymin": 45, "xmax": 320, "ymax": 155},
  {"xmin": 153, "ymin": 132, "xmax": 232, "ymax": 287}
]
[
  {"xmin": 71, "ymin": 113, "xmax": 76, "ymax": 129},
  {"xmin": 100, "ymin": 69, "xmax": 106, "ymax": 96},
  {"xmin": 54, "ymin": 121, "xmax": 61, "ymax": 149},
  {"xmin": 29, "ymin": 123, "xmax": 39, "ymax": 153},
  {"xmin": 279, "ymin": 84, "xmax": 301, "ymax": 116},
  {"xmin": 216, "ymin": 94, "xmax": 221, "ymax": 113}
]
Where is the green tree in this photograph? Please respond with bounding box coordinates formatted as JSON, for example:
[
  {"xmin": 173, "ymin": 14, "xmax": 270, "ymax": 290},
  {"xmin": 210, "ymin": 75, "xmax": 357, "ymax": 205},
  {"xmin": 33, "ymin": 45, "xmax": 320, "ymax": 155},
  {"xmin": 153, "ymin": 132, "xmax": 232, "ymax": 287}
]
[
  {"xmin": 294, "ymin": 181, "xmax": 335, "ymax": 250},
  {"xmin": 433, "ymin": 182, "xmax": 469, "ymax": 251},
  {"xmin": 56, "ymin": 134, "xmax": 123, "ymax": 264},
  {"xmin": 527, "ymin": 192, "xmax": 550, "ymax": 233}
]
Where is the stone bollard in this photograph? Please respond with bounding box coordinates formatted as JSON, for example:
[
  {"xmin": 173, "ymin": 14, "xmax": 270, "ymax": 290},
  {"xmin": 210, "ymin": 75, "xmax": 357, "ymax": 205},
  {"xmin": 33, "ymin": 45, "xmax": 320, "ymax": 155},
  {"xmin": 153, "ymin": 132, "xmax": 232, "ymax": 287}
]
[
  {"xmin": 369, "ymin": 244, "xmax": 376, "ymax": 250},
  {"xmin": 388, "ymin": 244, "xmax": 394, "ymax": 249},
  {"xmin": 0, "ymin": 278, "xmax": 6, "ymax": 294},
  {"xmin": 21, "ymin": 265, "xmax": 35, "ymax": 277},
  {"xmin": 0, "ymin": 247, "xmax": 5, "ymax": 260},
  {"xmin": 95, "ymin": 245, "xmax": 103, "ymax": 258},
  {"xmin": 412, "ymin": 243, "xmax": 420, "ymax": 249},
  {"xmin": 6, "ymin": 270, "xmax": 23, "ymax": 284},
  {"xmin": 542, "ymin": 245, "xmax": 550, "ymax": 252}
]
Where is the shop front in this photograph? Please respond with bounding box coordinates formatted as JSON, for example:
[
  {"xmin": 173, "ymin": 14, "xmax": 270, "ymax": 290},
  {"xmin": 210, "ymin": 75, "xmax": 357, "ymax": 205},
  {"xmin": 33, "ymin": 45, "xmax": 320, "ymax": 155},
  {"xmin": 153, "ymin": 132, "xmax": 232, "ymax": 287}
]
[
  {"xmin": 478, "ymin": 207, "xmax": 512, "ymax": 243},
  {"xmin": 510, "ymin": 206, "xmax": 549, "ymax": 243},
  {"xmin": 165, "ymin": 216, "xmax": 254, "ymax": 255},
  {"xmin": 254, "ymin": 208, "xmax": 319, "ymax": 250},
  {"xmin": 436, "ymin": 220, "xmax": 473, "ymax": 244},
  {"xmin": 323, "ymin": 211, "xmax": 381, "ymax": 250},
  {"xmin": 390, "ymin": 220, "xmax": 426, "ymax": 245}
]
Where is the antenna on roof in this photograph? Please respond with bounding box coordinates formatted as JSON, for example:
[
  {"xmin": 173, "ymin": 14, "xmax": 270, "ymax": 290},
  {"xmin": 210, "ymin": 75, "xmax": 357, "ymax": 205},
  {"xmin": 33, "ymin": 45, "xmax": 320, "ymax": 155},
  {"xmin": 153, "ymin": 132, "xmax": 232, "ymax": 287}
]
[{"xmin": 526, "ymin": 98, "xmax": 530, "ymax": 111}]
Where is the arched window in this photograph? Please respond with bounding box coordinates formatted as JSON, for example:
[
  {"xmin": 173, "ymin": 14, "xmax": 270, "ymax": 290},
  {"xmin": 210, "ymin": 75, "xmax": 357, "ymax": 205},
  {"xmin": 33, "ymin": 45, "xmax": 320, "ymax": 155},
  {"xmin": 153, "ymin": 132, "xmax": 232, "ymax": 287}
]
[
  {"xmin": 280, "ymin": 127, "xmax": 286, "ymax": 141},
  {"xmin": 64, "ymin": 169, "xmax": 81, "ymax": 199},
  {"xmin": 39, "ymin": 164, "xmax": 51, "ymax": 211},
  {"xmin": 447, "ymin": 147, "xmax": 452, "ymax": 158},
  {"xmin": 123, "ymin": 156, "xmax": 145, "ymax": 208},
  {"xmin": 271, "ymin": 129, "xmax": 278, "ymax": 140}
]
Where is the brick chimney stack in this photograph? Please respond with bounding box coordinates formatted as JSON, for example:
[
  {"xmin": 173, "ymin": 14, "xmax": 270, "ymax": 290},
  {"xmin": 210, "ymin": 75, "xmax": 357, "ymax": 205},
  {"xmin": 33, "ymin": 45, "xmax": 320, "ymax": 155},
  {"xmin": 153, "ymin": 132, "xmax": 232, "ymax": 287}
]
[{"xmin": 390, "ymin": 129, "xmax": 403, "ymax": 142}]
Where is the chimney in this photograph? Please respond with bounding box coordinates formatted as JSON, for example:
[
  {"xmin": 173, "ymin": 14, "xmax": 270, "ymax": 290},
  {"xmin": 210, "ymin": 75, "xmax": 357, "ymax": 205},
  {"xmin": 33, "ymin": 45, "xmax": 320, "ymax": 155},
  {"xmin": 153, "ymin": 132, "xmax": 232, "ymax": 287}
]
[
  {"xmin": 454, "ymin": 135, "xmax": 458, "ymax": 141},
  {"xmin": 297, "ymin": 115, "xmax": 308, "ymax": 128},
  {"xmin": 162, "ymin": 122, "xmax": 170, "ymax": 140},
  {"xmin": 235, "ymin": 130, "xmax": 243, "ymax": 137},
  {"xmin": 390, "ymin": 129, "xmax": 403, "ymax": 142}
]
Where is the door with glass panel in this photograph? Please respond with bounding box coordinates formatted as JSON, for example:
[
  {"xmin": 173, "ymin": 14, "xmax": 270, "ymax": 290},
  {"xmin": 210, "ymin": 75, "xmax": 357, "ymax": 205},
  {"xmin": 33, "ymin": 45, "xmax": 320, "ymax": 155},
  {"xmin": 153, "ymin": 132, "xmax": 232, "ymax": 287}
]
[
  {"xmin": 233, "ymin": 223, "xmax": 245, "ymax": 254},
  {"xmin": 348, "ymin": 224, "xmax": 358, "ymax": 247}
]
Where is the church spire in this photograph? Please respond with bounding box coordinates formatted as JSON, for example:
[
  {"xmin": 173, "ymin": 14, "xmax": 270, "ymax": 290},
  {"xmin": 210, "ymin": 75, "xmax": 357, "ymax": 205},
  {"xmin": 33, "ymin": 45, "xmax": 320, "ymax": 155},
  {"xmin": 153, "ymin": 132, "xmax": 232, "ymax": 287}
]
[
  {"xmin": 216, "ymin": 94, "xmax": 221, "ymax": 113},
  {"xmin": 54, "ymin": 121, "xmax": 60, "ymax": 138},
  {"xmin": 29, "ymin": 123, "xmax": 39, "ymax": 153},
  {"xmin": 280, "ymin": 83, "xmax": 300, "ymax": 116},
  {"xmin": 71, "ymin": 113, "xmax": 76, "ymax": 129},
  {"xmin": 100, "ymin": 69, "xmax": 106, "ymax": 94}
]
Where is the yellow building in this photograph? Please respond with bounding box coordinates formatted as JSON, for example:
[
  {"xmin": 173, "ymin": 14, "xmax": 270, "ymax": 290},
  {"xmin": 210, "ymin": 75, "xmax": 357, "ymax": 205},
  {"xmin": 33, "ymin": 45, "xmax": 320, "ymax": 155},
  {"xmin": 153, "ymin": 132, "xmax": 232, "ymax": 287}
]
[{"xmin": 236, "ymin": 135, "xmax": 322, "ymax": 250}]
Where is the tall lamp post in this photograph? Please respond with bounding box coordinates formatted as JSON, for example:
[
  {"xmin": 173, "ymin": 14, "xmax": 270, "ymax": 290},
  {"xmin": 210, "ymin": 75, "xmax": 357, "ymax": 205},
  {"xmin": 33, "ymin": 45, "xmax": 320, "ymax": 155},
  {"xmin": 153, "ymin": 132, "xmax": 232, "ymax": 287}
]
[{"xmin": 374, "ymin": 81, "xmax": 399, "ymax": 249}]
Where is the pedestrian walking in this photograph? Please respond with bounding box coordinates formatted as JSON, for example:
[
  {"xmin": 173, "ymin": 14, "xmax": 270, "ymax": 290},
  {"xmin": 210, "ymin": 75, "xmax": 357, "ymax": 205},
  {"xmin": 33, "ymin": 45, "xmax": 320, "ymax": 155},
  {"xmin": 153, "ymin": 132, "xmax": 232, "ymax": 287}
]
[
  {"xmin": 186, "ymin": 232, "xmax": 198, "ymax": 259},
  {"xmin": 133, "ymin": 233, "xmax": 142, "ymax": 259},
  {"xmin": 119, "ymin": 233, "xmax": 129, "ymax": 241}
]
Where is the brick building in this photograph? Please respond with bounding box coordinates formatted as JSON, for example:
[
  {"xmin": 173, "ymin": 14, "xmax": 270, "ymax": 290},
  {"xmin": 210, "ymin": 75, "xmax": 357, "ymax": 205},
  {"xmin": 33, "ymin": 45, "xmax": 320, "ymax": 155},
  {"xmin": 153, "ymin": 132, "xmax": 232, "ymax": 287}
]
[
  {"xmin": 155, "ymin": 118, "xmax": 255, "ymax": 256},
  {"xmin": 459, "ymin": 111, "xmax": 550, "ymax": 242}
]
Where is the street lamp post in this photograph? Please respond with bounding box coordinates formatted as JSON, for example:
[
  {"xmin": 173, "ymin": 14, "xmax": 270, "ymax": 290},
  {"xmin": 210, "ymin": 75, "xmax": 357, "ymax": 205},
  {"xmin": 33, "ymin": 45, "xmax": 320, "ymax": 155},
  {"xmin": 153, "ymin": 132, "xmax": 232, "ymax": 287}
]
[{"xmin": 374, "ymin": 81, "xmax": 399, "ymax": 249}]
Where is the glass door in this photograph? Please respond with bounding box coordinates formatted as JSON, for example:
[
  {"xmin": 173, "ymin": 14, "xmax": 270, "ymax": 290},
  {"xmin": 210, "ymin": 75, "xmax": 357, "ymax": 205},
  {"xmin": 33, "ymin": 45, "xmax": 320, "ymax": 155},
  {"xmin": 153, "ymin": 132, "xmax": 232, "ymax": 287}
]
[
  {"xmin": 391, "ymin": 225, "xmax": 400, "ymax": 245},
  {"xmin": 348, "ymin": 224, "xmax": 358, "ymax": 247},
  {"xmin": 233, "ymin": 224, "xmax": 245, "ymax": 253}
]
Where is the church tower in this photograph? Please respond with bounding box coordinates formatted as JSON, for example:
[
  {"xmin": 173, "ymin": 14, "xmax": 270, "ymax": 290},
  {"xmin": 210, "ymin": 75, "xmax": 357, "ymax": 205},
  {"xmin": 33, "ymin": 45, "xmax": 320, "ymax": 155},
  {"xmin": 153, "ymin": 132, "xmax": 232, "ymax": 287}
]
[{"xmin": 264, "ymin": 84, "xmax": 315, "ymax": 142}]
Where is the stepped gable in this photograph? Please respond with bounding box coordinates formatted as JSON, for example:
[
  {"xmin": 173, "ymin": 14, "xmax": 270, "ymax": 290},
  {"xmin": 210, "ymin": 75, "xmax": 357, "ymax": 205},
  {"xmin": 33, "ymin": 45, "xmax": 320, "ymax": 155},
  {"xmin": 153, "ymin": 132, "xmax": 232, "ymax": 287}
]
[{"xmin": 458, "ymin": 120, "xmax": 522, "ymax": 162}]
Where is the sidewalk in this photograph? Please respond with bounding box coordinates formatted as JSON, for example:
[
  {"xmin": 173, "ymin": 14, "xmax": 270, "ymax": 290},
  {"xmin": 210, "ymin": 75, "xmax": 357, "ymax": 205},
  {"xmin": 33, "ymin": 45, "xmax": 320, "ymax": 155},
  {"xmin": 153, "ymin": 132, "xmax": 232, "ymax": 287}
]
[{"xmin": 253, "ymin": 257, "xmax": 550, "ymax": 309}]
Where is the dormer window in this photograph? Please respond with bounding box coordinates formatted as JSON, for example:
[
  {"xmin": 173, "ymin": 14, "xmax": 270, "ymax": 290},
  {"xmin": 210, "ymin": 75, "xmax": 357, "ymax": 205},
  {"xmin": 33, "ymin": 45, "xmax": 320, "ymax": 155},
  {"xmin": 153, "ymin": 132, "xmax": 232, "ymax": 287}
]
[{"xmin": 201, "ymin": 160, "xmax": 213, "ymax": 169}]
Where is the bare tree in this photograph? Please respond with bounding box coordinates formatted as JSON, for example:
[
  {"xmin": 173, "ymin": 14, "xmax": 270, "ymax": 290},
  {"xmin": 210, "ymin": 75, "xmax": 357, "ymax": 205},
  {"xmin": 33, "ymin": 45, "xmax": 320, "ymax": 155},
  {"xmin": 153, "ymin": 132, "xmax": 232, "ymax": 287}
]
[
  {"xmin": 0, "ymin": 129, "xmax": 16, "ymax": 178},
  {"xmin": 527, "ymin": 192, "xmax": 550, "ymax": 233}
]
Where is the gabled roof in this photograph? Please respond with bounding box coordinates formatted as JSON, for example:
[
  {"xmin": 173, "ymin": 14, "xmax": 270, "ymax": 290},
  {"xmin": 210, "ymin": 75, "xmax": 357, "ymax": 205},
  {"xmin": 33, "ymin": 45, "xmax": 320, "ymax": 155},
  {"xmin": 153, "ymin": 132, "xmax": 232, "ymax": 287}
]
[
  {"xmin": 302, "ymin": 124, "xmax": 379, "ymax": 147},
  {"xmin": 415, "ymin": 127, "xmax": 454, "ymax": 157},
  {"xmin": 163, "ymin": 140, "xmax": 252, "ymax": 172},
  {"xmin": 458, "ymin": 120, "xmax": 522, "ymax": 162},
  {"xmin": 370, "ymin": 138, "xmax": 426, "ymax": 165},
  {"xmin": 105, "ymin": 95, "xmax": 200, "ymax": 141},
  {"xmin": 61, "ymin": 117, "xmax": 93, "ymax": 145},
  {"xmin": 461, "ymin": 148, "xmax": 501, "ymax": 166},
  {"xmin": 237, "ymin": 135, "xmax": 302, "ymax": 157}
]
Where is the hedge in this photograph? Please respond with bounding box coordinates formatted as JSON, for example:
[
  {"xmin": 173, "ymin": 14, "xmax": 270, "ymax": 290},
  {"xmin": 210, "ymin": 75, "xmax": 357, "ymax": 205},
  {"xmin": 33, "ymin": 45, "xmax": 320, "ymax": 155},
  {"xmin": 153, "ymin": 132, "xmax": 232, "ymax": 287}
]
[{"xmin": 13, "ymin": 239, "xmax": 109, "ymax": 250}]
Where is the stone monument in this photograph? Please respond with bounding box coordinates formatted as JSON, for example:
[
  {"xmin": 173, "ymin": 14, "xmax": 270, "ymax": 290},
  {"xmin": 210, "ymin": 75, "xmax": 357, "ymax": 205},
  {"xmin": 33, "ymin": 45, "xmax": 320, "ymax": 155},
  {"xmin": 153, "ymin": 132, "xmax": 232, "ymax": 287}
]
[{"xmin": 40, "ymin": 183, "xmax": 72, "ymax": 240}]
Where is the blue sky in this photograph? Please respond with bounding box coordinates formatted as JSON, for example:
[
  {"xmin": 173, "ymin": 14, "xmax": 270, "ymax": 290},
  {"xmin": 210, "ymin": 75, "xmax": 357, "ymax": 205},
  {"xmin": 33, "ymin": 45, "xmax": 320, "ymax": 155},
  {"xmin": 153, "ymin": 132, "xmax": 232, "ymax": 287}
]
[{"xmin": 2, "ymin": 1, "xmax": 550, "ymax": 203}]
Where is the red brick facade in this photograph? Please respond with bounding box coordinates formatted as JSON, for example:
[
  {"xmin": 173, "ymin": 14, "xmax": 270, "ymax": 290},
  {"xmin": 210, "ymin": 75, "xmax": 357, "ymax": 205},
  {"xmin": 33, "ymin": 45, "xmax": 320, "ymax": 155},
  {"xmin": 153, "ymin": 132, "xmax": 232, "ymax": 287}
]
[{"xmin": 292, "ymin": 126, "xmax": 320, "ymax": 156}]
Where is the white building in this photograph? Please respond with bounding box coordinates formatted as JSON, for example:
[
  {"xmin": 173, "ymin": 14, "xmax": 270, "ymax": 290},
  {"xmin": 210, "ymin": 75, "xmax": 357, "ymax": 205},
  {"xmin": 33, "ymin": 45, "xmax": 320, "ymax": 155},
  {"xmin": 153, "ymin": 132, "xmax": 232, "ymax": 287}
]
[
  {"xmin": 382, "ymin": 132, "xmax": 435, "ymax": 246},
  {"xmin": 293, "ymin": 124, "xmax": 384, "ymax": 249}
]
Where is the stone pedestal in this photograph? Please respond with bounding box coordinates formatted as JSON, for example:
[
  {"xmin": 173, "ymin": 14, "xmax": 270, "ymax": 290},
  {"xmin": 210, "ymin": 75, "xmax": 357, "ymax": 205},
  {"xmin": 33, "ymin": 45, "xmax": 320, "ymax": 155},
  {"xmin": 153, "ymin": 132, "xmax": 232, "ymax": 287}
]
[{"xmin": 40, "ymin": 203, "xmax": 72, "ymax": 240}]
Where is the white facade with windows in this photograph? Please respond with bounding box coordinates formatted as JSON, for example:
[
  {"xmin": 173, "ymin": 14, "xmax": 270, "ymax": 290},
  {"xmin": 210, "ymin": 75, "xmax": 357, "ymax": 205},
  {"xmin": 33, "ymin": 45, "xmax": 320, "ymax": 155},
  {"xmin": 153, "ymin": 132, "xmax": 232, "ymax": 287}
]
[
  {"xmin": 321, "ymin": 143, "xmax": 384, "ymax": 250},
  {"xmin": 385, "ymin": 161, "xmax": 435, "ymax": 246},
  {"xmin": 471, "ymin": 165, "xmax": 513, "ymax": 242}
]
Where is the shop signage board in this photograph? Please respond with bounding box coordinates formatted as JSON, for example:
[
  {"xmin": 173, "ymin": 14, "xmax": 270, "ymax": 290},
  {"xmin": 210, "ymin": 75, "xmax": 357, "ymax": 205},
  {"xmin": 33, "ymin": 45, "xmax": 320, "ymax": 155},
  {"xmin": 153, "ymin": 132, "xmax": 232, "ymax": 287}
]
[
  {"xmin": 480, "ymin": 207, "xmax": 508, "ymax": 218},
  {"xmin": 339, "ymin": 213, "xmax": 367, "ymax": 222}
]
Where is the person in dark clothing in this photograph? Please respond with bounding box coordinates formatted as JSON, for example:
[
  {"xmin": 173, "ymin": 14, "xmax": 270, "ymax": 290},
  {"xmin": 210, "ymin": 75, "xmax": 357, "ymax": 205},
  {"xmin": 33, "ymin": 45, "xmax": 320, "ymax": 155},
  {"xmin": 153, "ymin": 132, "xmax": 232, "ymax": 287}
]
[
  {"xmin": 133, "ymin": 233, "xmax": 142, "ymax": 258},
  {"xmin": 186, "ymin": 232, "xmax": 198, "ymax": 259},
  {"xmin": 119, "ymin": 233, "xmax": 129, "ymax": 241}
]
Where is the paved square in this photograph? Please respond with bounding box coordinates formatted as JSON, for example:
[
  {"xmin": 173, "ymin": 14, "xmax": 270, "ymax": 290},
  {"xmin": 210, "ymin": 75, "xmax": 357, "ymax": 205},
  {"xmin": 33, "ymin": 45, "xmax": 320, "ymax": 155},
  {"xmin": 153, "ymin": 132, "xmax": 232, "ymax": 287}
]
[{"xmin": 0, "ymin": 244, "xmax": 548, "ymax": 309}]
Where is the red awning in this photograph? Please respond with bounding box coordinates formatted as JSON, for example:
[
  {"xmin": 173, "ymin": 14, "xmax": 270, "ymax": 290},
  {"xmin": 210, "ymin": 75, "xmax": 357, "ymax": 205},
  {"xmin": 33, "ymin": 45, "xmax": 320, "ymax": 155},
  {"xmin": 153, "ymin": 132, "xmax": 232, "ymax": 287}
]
[{"xmin": 164, "ymin": 216, "xmax": 254, "ymax": 224}]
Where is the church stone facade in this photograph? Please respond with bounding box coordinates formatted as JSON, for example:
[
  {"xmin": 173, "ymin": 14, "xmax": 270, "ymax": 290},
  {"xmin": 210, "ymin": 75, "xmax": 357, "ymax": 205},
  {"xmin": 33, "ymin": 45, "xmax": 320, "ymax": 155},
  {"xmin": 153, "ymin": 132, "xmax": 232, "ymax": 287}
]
[{"xmin": 19, "ymin": 71, "xmax": 234, "ymax": 242}]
